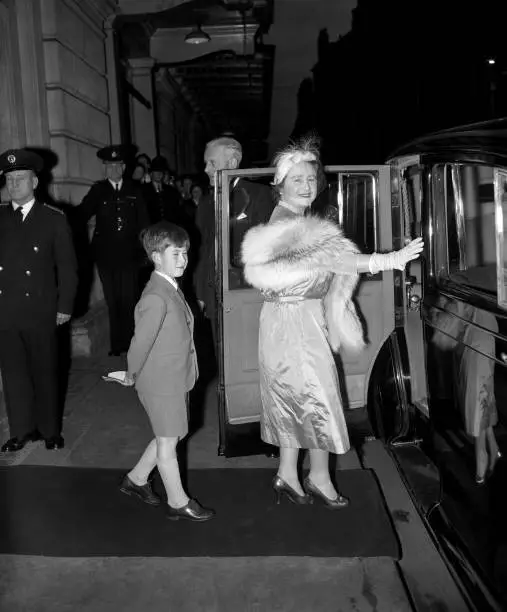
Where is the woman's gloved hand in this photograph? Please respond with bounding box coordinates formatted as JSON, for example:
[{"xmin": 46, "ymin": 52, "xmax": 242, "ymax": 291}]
[{"xmin": 369, "ymin": 237, "xmax": 424, "ymax": 274}]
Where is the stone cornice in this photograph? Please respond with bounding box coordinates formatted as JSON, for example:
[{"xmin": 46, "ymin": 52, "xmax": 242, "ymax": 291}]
[{"xmin": 117, "ymin": 0, "xmax": 191, "ymax": 15}]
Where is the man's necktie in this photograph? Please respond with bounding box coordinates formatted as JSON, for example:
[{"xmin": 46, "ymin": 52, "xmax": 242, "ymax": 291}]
[{"xmin": 14, "ymin": 207, "xmax": 24, "ymax": 223}]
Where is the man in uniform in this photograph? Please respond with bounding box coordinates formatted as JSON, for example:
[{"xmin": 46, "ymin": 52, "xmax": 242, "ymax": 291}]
[
  {"xmin": 0, "ymin": 148, "xmax": 78, "ymax": 452},
  {"xmin": 78, "ymin": 145, "xmax": 150, "ymax": 356},
  {"xmin": 143, "ymin": 155, "xmax": 182, "ymax": 225},
  {"xmin": 195, "ymin": 137, "xmax": 274, "ymax": 338}
]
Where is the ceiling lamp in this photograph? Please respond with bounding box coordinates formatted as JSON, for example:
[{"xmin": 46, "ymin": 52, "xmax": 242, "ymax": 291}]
[{"xmin": 185, "ymin": 24, "xmax": 211, "ymax": 45}]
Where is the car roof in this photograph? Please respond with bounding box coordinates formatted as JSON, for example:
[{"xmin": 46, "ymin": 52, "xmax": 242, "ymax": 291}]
[{"xmin": 388, "ymin": 118, "xmax": 507, "ymax": 164}]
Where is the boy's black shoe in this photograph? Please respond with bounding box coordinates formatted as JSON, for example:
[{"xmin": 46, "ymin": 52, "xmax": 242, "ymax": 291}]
[
  {"xmin": 119, "ymin": 474, "xmax": 161, "ymax": 506},
  {"xmin": 165, "ymin": 499, "xmax": 215, "ymax": 522}
]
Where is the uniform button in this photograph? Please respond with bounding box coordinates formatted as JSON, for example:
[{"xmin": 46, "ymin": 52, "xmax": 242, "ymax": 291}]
[
  {"xmin": 33, "ymin": 246, "xmax": 39, "ymax": 252},
  {"xmin": 26, "ymin": 270, "xmax": 31, "ymax": 276},
  {"xmin": 25, "ymin": 292, "xmax": 29, "ymax": 297},
  {"xmin": 0, "ymin": 266, "xmax": 3, "ymax": 271}
]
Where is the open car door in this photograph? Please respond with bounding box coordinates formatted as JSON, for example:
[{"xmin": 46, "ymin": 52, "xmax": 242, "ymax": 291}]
[{"xmin": 215, "ymin": 165, "xmax": 394, "ymax": 457}]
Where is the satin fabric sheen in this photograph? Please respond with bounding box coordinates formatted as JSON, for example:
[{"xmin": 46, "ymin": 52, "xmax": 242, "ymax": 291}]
[{"xmin": 258, "ymin": 204, "xmax": 350, "ymax": 454}]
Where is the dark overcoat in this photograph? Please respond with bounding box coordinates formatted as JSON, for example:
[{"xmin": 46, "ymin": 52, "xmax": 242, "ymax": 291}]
[
  {"xmin": 78, "ymin": 179, "xmax": 150, "ymax": 268},
  {"xmin": 0, "ymin": 201, "xmax": 77, "ymax": 329}
]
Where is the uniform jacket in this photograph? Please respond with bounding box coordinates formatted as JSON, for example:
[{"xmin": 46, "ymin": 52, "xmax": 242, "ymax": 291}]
[
  {"xmin": 142, "ymin": 182, "xmax": 182, "ymax": 225},
  {"xmin": 194, "ymin": 178, "xmax": 274, "ymax": 316},
  {"xmin": 0, "ymin": 201, "xmax": 78, "ymax": 329},
  {"xmin": 241, "ymin": 215, "xmax": 366, "ymax": 353},
  {"xmin": 78, "ymin": 179, "xmax": 150, "ymax": 268},
  {"xmin": 127, "ymin": 271, "xmax": 198, "ymax": 396}
]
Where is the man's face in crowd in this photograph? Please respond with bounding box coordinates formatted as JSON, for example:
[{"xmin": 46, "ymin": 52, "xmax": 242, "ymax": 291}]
[
  {"xmin": 137, "ymin": 156, "xmax": 150, "ymax": 171},
  {"xmin": 132, "ymin": 165, "xmax": 145, "ymax": 181},
  {"xmin": 204, "ymin": 145, "xmax": 238, "ymax": 187},
  {"xmin": 104, "ymin": 162, "xmax": 125, "ymax": 183},
  {"xmin": 5, "ymin": 169, "xmax": 37, "ymax": 205},
  {"xmin": 151, "ymin": 170, "xmax": 164, "ymax": 184},
  {"xmin": 191, "ymin": 185, "xmax": 203, "ymax": 202}
]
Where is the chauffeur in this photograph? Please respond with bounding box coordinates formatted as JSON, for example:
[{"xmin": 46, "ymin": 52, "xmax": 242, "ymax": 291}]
[
  {"xmin": 78, "ymin": 145, "xmax": 150, "ymax": 356},
  {"xmin": 0, "ymin": 148, "xmax": 78, "ymax": 453}
]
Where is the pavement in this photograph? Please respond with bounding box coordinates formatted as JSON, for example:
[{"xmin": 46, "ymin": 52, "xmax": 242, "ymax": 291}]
[
  {"xmin": 0, "ymin": 349, "xmax": 362, "ymax": 470},
  {"xmin": 0, "ymin": 349, "xmax": 469, "ymax": 612}
]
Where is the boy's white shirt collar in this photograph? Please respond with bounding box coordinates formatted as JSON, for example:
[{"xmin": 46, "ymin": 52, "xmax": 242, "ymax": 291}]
[{"xmin": 155, "ymin": 270, "xmax": 178, "ymax": 290}]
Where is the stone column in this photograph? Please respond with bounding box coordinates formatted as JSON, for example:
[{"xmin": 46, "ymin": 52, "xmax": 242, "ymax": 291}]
[
  {"xmin": 104, "ymin": 13, "xmax": 121, "ymax": 144},
  {"xmin": 128, "ymin": 57, "xmax": 157, "ymax": 156},
  {"xmin": 12, "ymin": 0, "xmax": 50, "ymax": 146}
]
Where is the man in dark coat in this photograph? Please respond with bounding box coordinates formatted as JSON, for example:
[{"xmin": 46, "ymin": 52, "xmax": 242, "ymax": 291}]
[
  {"xmin": 195, "ymin": 137, "xmax": 274, "ymax": 339},
  {"xmin": 143, "ymin": 155, "xmax": 182, "ymax": 225},
  {"xmin": 78, "ymin": 145, "xmax": 150, "ymax": 356},
  {"xmin": 0, "ymin": 148, "xmax": 78, "ymax": 452}
]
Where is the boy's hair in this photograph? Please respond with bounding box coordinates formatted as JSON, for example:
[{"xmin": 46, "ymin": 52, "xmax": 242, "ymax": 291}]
[{"xmin": 140, "ymin": 222, "xmax": 190, "ymax": 262}]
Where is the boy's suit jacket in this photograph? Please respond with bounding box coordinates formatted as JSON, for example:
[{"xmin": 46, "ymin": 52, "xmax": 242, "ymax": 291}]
[{"xmin": 127, "ymin": 271, "xmax": 198, "ymax": 396}]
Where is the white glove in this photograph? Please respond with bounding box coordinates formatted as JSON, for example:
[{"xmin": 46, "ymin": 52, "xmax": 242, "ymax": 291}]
[{"xmin": 369, "ymin": 237, "xmax": 424, "ymax": 274}]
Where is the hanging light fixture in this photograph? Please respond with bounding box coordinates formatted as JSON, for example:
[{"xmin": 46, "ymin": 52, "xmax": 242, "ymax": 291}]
[{"xmin": 185, "ymin": 24, "xmax": 211, "ymax": 45}]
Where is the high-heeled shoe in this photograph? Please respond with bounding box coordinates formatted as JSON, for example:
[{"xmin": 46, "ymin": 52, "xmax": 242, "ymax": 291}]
[
  {"xmin": 475, "ymin": 473, "xmax": 486, "ymax": 485},
  {"xmin": 272, "ymin": 476, "xmax": 313, "ymax": 505},
  {"xmin": 303, "ymin": 477, "xmax": 349, "ymax": 509},
  {"xmin": 488, "ymin": 450, "xmax": 503, "ymax": 476}
]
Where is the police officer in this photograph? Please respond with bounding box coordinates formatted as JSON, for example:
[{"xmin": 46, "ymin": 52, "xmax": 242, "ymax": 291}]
[
  {"xmin": 78, "ymin": 145, "xmax": 150, "ymax": 356},
  {"xmin": 143, "ymin": 155, "xmax": 182, "ymax": 225},
  {"xmin": 0, "ymin": 148, "xmax": 78, "ymax": 452}
]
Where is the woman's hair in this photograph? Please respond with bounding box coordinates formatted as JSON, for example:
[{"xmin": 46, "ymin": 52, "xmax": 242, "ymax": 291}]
[
  {"xmin": 272, "ymin": 135, "xmax": 321, "ymax": 186},
  {"xmin": 136, "ymin": 154, "xmax": 151, "ymax": 168},
  {"xmin": 140, "ymin": 222, "xmax": 190, "ymax": 262}
]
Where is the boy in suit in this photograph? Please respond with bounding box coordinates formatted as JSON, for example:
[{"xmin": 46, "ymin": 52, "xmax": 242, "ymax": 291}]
[{"xmin": 120, "ymin": 222, "xmax": 215, "ymax": 522}]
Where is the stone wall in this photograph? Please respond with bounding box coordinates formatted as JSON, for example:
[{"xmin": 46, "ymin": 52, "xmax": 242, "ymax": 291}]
[
  {"xmin": 41, "ymin": 0, "xmax": 112, "ymax": 205},
  {"xmin": 40, "ymin": 0, "xmax": 117, "ymax": 312}
]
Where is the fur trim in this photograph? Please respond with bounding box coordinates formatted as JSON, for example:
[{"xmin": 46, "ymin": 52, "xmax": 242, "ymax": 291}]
[{"xmin": 242, "ymin": 216, "xmax": 366, "ymax": 352}]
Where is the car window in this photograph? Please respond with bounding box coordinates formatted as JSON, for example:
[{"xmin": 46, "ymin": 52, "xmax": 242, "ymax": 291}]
[{"xmin": 442, "ymin": 163, "xmax": 497, "ymax": 295}]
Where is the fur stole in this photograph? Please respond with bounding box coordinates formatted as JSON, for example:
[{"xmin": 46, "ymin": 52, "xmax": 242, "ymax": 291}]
[{"xmin": 241, "ymin": 216, "xmax": 366, "ymax": 353}]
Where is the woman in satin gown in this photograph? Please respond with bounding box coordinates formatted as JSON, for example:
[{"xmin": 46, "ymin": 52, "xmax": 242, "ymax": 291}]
[{"xmin": 241, "ymin": 138, "xmax": 423, "ymax": 507}]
